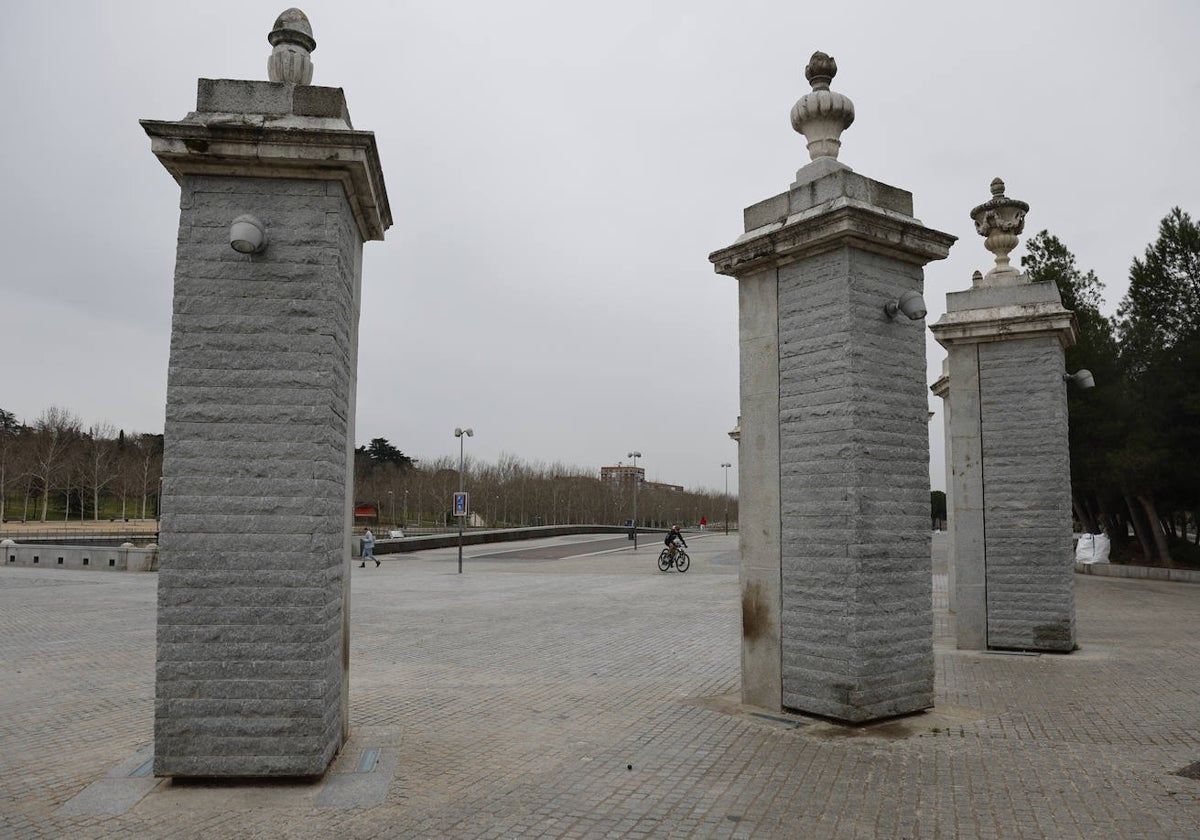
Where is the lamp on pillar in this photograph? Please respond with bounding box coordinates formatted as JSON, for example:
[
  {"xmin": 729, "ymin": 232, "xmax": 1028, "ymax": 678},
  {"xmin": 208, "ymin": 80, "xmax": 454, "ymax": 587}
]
[{"xmin": 1065, "ymin": 370, "xmax": 1095, "ymax": 389}]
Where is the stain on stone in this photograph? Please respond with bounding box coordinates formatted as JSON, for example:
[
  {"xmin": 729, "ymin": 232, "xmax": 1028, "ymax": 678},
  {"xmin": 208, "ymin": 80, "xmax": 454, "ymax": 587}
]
[
  {"xmin": 1033, "ymin": 620, "xmax": 1072, "ymax": 649},
  {"xmin": 742, "ymin": 580, "xmax": 771, "ymax": 641},
  {"xmin": 1174, "ymin": 760, "xmax": 1200, "ymax": 780},
  {"xmin": 183, "ymin": 138, "xmax": 209, "ymax": 154}
]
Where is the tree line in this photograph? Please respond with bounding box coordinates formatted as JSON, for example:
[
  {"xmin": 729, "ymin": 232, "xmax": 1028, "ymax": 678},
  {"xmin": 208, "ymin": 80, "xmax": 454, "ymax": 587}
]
[
  {"xmin": 0, "ymin": 417, "xmax": 737, "ymax": 531},
  {"xmin": 355, "ymin": 438, "xmax": 736, "ymax": 530},
  {"xmin": 0, "ymin": 406, "xmax": 163, "ymax": 523},
  {"xmin": 1023, "ymin": 207, "xmax": 1200, "ymax": 566}
]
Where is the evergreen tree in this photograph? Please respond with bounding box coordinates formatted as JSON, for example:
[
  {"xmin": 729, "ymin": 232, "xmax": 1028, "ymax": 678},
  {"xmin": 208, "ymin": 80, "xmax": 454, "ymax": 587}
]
[
  {"xmin": 1114, "ymin": 208, "xmax": 1200, "ymax": 561},
  {"xmin": 1021, "ymin": 232, "xmax": 1123, "ymax": 537}
]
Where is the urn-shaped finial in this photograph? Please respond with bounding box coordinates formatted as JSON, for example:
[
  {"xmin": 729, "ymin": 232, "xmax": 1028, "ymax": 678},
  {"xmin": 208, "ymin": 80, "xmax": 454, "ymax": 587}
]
[
  {"xmin": 268, "ymin": 8, "xmax": 316, "ymax": 85},
  {"xmin": 970, "ymin": 177, "xmax": 1029, "ymax": 284},
  {"xmin": 790, "ymin": 51, "xmax": 856, "ymax": 161}
]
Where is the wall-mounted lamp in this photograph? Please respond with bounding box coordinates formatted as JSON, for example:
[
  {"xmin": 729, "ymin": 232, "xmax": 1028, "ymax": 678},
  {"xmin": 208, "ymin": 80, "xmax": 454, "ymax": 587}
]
[
  {"xmin": 230, "ymin": 214, "xmax": 266, "ymax": 254},
  {"xmin": 1064, "ymin": 369, "xmax": 1095, "ymax": 389},
  {"xmin": 884, "ymin": 290, "xmax": 927, "ymax": 320}
]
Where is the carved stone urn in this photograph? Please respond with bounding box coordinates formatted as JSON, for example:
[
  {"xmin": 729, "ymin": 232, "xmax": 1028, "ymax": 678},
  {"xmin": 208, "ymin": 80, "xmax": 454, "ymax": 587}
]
[{"xmin": 970, "ymin": 178, "xmax": 1029, "ymax": 285}]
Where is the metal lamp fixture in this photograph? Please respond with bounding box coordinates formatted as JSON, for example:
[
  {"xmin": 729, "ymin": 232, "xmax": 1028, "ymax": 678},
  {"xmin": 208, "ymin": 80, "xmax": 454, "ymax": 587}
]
[
  {"xmin": 885, "ymin": 289, "xmax": 927, "ymax": 320},
  {"xmin": 1064, "ymin": 369, "xmax": 1095, "ymax": 389},
  {"xmin": 230, "ymin": 214, "xmax": 266, "ymax": 254}
]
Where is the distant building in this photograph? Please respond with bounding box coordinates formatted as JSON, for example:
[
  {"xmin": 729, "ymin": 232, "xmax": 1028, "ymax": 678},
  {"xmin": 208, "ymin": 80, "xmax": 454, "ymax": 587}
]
[
  {"xmin": 600, "ymin": 465, "xmax": 683, "ymax": 493},
  {"xmin": 601, "ymin": 465, "xmax": 644, "ymax": 485}
]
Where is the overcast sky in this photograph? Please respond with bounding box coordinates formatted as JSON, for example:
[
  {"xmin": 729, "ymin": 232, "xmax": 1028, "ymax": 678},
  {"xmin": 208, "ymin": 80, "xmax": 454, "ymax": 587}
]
[{"xmin": 2, "ymin": 1, "xmax": 1197, "ymax": 494}]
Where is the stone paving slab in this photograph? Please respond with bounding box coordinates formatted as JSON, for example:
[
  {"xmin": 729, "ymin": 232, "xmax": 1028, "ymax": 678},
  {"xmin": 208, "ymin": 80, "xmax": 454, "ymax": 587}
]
[{"xmin": 2, "ymin": 533, "xmax": 1198, "ymax": 838}]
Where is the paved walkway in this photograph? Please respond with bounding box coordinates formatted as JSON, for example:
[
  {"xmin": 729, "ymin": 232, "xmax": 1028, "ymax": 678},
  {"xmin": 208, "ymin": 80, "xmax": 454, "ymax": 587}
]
[{"xmin": 2, "ymin": 533, "xmax": 1197, "ymax": 839}]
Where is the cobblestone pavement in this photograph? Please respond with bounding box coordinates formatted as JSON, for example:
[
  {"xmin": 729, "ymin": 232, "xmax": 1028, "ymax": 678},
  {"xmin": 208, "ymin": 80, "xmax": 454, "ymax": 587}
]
[{"xmin": 2, "ymin": 533, "xmax": 1198, "ymax": 839}]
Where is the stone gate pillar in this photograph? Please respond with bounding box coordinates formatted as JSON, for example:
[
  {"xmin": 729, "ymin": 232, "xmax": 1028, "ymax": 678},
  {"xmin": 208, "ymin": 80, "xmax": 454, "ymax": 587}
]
[
  {"xmin": 142, "ymin": 9, "xmax": 391, "ymax": 777},
  {"xmin": 930, "ymin": 362, "xmax": 955, "ymax": 613},
  {"xmin": 709, "ymin": 53, "xmax": 955, "ymax": 722},
  {"xmin": 930, "ymin": 180, "xmax": 1076, "ymax": 652}
]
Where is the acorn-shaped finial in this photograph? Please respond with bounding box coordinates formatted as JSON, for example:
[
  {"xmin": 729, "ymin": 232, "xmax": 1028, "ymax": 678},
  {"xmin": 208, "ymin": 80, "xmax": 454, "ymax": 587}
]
[{"xmin": 267, "ymin": 8, "xmax": 316, "ymax": 85}]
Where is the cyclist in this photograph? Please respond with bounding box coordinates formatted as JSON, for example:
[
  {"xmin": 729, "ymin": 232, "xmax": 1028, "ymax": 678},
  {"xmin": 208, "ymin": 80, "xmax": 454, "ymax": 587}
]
[{"xmin": 664, "ymin": 524, "xmax": 688, "ymax": 560}]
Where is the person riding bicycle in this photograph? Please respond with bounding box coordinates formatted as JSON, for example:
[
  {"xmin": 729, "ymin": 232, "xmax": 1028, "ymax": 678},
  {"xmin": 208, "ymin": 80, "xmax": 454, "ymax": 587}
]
[{"xmin": 664, "ymin": 524, "xmax": 687, "ymax": 559}]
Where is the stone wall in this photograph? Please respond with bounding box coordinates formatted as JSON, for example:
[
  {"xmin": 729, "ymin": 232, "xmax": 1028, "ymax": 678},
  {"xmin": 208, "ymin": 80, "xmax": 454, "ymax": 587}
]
[
  {"xmin": 778, "ymin": 249, "xmax": 933, "ymax": 720},
  {"xmin": 154, "ymin": 174, "xmax": 361, "ymax": 777},
  {"xmin": 2, "ymin": 541, "xmax": 158, "ymax": 571},
  {"xmin": 978, "ymin": 338, "xmax": 1075, "ymax": 650}
]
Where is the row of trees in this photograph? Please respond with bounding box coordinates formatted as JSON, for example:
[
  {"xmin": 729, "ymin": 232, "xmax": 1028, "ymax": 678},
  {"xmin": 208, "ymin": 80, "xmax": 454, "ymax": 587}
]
[
  {"xmin": 1025, "ymin": 207, "xmax": 1200, "ymax": 566},
  {"xmin": 0, "ymin": 418, "xmax": 735, "ymax": 531},
  {"xmin": 355, "ymin": 439, "xmax": 736, "ymax": 530},
  {"xmin": 0, "ymin": 407, "xmax": 163, "ymax": 523}
]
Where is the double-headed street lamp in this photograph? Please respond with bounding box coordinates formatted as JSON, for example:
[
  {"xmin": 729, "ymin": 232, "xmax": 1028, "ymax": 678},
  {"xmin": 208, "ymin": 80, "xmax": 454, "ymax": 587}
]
[
  {"xmin": 721, "ymin": 462, "xmax": 732, "ymax": 535},
  {"xmin": 628, "ymin": 451, "xmax": 641, "ymax": 549},
  {"xmin": 455, "ymin": 427, "xmax": 473, "ymax": 574}
]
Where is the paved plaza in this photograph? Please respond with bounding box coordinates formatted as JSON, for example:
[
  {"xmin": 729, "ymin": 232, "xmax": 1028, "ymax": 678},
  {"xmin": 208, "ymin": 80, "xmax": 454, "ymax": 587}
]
[{"xmin": 2, "ymin": 533, "xmax": 1198, "ymax": 839}]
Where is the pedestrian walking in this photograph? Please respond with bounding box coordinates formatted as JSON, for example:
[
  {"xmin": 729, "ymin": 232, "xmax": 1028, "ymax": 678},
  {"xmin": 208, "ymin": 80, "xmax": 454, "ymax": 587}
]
[{"xmin": 359, "ymin": 528, "xmax": 378, "ymax": 567}]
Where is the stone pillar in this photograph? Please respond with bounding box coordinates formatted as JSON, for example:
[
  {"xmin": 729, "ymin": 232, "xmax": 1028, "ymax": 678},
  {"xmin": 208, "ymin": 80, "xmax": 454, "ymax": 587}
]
[
  {"xmin": 709, "ymin": 53, "xmax": 955, "ymax": 723},
  {"xmin": 930, "ymin": 362, "xmax": 955, "ymax": 613},
  {"xmin": 930, "ymin": 180, "xmax": 1076, "ymax": 652},
  {"xmin": 142, "ymin": 9, "xmax": 391, "ymax": 777}
]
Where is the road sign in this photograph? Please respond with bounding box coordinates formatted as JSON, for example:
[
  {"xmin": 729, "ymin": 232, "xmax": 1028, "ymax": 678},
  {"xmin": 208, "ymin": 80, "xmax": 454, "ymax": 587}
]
[{"xmin": 453, "ymin": 492, "xmax": 469, "ymax": 517}]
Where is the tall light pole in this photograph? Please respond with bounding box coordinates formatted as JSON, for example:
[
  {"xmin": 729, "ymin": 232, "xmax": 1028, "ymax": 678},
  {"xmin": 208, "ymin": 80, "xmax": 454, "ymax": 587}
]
[
  {"xmin": 387, "ymin": 490, "xmax": 395, "ymax": 528},
  {"xmin": 403, "ymin": 490, "xmax": 408, "ymax": 527},
  {"xmin": 721, "ymin": 462, "xmax": 732, "ymax": 535},
  {"xmin": 455, "ymin": 427, "xmax": 473, "ymax": 573},
  {"xmin": 628, "ymin": 451, "xmax": 641, "ymax": 549}
]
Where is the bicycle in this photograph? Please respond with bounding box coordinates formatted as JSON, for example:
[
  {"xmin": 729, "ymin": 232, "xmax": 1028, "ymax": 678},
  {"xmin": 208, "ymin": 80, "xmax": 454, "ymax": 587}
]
[{"xmin": 657, "ymin": 546, "xmax": 690, "ymax": 573}]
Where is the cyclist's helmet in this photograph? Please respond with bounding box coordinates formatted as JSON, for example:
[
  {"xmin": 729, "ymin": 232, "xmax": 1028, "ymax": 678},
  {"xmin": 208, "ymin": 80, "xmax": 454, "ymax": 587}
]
[{"xmin": 673, "ymin": 524, "xmax": 681, "ymax": 532}]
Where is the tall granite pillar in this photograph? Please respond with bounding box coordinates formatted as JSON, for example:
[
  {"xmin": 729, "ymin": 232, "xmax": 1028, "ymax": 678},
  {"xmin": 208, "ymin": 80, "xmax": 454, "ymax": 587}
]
[
  {"xmin": 709, "ymin": 53, "xmax": 955, "ymax": 722},
  {"xmin": 930, "ymin": 180, "xmax": 1076, "ymax": 652},
  {"xmin": 930, "ymin": 362, "xmax": 956, "ymax": 613},
  {"xmin": 142, "ymin": 9, "xmax": 391, "ymax": 777}
]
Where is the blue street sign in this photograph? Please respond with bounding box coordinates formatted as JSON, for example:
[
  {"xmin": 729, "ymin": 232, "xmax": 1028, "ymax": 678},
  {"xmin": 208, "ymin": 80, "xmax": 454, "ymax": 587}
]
[{"xmin": 453, "ymin": 492, "xmax": 469, "ymax": 517}]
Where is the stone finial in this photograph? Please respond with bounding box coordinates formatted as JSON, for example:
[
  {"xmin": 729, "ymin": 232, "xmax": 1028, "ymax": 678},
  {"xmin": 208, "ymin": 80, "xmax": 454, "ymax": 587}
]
[
  {"xmin": 268, "ymin": 8, "xmax": 316, "ymax": 85},
  {"xmin": 790, "ymin": 51, "xmax": 856, "ymax": 161},
  {"xmin": 970, "ymin": 178, "xmax": 1029, "ymax": 283}
]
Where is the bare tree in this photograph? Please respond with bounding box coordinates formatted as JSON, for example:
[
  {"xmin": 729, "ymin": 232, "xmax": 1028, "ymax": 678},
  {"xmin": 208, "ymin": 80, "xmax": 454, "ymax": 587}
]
[
  {"xmin": 82, "ymin": 422, "xmax": 119, "ymax": 521},
  {"xmin": 130, "ymin": 434, "xmax": 164, "ymax": 520},
  {"xmin": 30, "ymin": 406, "xmax": 82, "ymax": 522}
]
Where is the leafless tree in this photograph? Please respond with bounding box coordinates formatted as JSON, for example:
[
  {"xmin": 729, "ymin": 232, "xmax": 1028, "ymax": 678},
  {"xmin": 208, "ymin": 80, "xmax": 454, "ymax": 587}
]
[
  {"xmin": 83, "ymin": 421, "xmax": 119, "ymax": 521},
  {"xmin": 30, "ymin": 406, "xmax": 82, "ymax": 522}
]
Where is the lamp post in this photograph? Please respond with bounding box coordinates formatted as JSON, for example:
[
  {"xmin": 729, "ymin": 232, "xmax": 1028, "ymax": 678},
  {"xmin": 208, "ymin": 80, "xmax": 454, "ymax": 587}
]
[
  {"xmin": 721, "ymin": 462, "xmax": 732, "ymax": 535},
  {"xmin": 455, "ymin": 427, "xmax": 473, "ymax": 574},
  {"xmin": 628, "ymin": 451, "xmax": 641, "ymax": 549},
  {"xmin": 387, "ymin": 490, "xmax": 395, "ymax": 528},
  {"xmin": 403, "ymin": 490, "xmax": 408, "ymax": 527}
]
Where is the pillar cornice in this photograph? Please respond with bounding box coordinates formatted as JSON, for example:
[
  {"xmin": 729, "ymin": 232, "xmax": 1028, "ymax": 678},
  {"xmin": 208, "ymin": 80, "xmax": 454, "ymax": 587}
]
[
  {"xmin": 141, "ymin": 112, "xmax": 391, "ymax": 242},
  {"xmin": 930, "ymin": 372, "xmax": 949, "ymax": 399},
  {"xmin": 709, "ymin": 197, "xmax": 955, "ymax": 277},
  {"xmin": 929, "ymin": 302, "xmax": 1078, "ymax": 349}
]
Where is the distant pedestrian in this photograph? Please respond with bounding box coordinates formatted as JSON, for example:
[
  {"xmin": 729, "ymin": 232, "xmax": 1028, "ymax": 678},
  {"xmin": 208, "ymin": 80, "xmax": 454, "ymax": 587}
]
[
  {"xmin": 699, "ymin": 517, "xmax": 707, "ymax": 532},
  {"xmin": 359, "ymin": 528, "xmax": 378, "ymax": 567}
]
